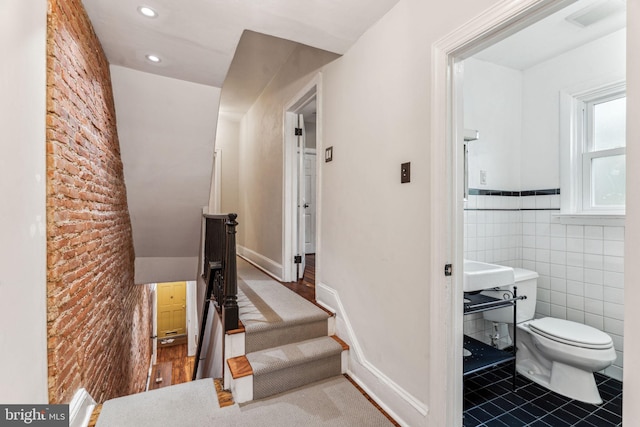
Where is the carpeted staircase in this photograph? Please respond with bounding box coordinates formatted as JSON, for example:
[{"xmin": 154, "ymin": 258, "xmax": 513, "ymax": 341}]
[
  {"xmin": 93, "ymin": 258, "xmax": 396, "ymax": 426},
  {"xmin": 225, "ymin": 258, "xmax": 348, "ymax": 402}
]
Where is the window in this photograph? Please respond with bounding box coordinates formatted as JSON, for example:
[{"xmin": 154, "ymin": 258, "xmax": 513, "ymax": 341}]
[{"xmin": 560, "ymin": 82, "xmax": 626, "ymax": 215}]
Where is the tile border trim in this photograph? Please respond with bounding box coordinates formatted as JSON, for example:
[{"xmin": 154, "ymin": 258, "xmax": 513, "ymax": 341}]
[{"xmin": 468, "ymin": 188, "xmax": 560, "ymax": 197}]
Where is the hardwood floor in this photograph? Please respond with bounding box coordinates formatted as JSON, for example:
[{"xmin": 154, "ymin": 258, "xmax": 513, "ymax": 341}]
[
  {"xmin": 280, "ymin": 253, "xmax": 316, "ymax": 302},
  {"xmin": 156, "ymin": 340, "xmax": 195, "ymax": 385},
  {"xmin": 214, "ymin": 378, "xmax": 235, "ymax": 408},
  {"xmin": 149, "ymin": 361, "xmax": 172, "ymax": 390}
]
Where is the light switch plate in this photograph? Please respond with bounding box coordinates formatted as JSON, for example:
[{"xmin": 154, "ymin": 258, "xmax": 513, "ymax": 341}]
[
  {"xmin": 325, "ymin": 146, "xmax": 333, "ymax": 162},
  {"xmin": 401, "ymin": 162, "xmax": 410, "ymax": 183}
]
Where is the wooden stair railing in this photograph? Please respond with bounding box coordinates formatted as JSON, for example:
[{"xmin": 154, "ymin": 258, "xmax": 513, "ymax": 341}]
[
  {"xmin": 192, "ymin": 213, "xmax": 239, "ymax": 381},
  {"xmin": 222, "ymin": 213, "xmax": 239, "ymax": 332}
]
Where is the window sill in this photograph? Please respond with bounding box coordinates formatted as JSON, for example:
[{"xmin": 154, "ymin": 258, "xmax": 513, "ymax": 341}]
[{"xmin": 553, "ymin": 213, "xmax": 625, "ymax": 226}]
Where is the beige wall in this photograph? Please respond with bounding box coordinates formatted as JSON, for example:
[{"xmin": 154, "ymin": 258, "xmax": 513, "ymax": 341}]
[
  {"xmin": 110, "ymin": 65, "xmax": 221, "ymax": 264},
  {"xmin": 0, "ymin": 0, "xmax": 48, "ymax": 404},
  {"xmin": 237, "ymin": 46, "xmax": 338, "ymax": 270},
  {"xmin": 215, "ymin": 116, "xmax": 241, "ymax": 215}
]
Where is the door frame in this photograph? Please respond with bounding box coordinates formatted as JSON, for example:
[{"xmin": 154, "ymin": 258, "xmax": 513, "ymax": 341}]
[
  {"xmin": 283, "ymin": 74, "xmax": 322, "ymax": 282},
  {"xmin": 429, "ymin": 0, "xmax": 576, "ymax": 424}
]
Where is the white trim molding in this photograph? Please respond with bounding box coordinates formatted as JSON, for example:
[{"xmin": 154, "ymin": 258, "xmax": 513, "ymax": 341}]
[
  {"xmin": 282, "ymin": 74, "xmax": 323, "ymax": 283},
  {"xmin": 237, "ymin": 245, "xmax": 283, "ymax": 281},
  {"xmin": 560, "ymin": 79, "xmax": 626, "ymax": 216},
  {"xmin": 316, "ymin": 282, "xmax": 428, "ymax": 427},
  {"xmin": 69, "ymin": 388, "xmax": 96, "ymax": 427},
  {"xmin": 430, "ymin": 0, "xmax": 575, "ymax": 425}
]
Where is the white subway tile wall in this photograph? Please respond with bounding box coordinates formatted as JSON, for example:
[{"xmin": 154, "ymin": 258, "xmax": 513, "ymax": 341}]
[{"xmin": 463, "ymin": 193, "xmax": 624, "ymax": 381}]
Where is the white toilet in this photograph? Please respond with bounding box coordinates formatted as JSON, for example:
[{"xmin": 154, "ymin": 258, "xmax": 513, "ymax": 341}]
[{"xmin": 482, "ymin": 267, "xmax": 616, "ymax": 404}]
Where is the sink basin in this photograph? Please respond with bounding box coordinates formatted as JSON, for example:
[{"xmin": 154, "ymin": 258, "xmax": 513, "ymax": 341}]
[{"xmin": 463, "ymin": 260, "xmax": 514, "ymax": 292}]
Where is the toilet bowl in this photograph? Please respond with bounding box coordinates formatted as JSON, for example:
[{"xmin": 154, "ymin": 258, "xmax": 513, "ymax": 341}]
[{"xmin": 482, "ymin": 268, "xmax": 616, "ymax": 404}]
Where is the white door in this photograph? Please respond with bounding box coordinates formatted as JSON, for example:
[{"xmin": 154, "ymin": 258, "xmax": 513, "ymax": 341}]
[
  {"xmin": 296, "ymin": 114, "xmax": 306, "ymax": 279},
  {"xmin": 304, "ymin": 152, "xmax": 317, "ymax": 253}
]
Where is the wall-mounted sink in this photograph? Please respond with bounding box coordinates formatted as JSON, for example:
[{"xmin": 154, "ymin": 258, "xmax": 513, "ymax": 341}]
[{"xmin": 463, "ymin": 260, "xmax": 514, "ymax": 293}]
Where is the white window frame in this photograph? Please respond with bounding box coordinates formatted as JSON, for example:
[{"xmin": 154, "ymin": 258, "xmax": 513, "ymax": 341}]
[{"xmin": 560, "ymin": 80, "xmax": 626, "ymax": 216}]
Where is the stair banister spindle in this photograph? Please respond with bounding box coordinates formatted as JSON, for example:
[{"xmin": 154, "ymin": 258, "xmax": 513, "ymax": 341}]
[{"xmin": 223, "ymin": 213, "xmax": 239, "ymax": 331}]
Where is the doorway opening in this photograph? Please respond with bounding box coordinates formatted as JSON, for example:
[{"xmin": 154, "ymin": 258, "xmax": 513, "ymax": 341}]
[
  {"xmin": 283, "ymin": 79, "xmax": 321, "ymax": 283},
  {"xmin": 431, "ymin": 0, "xmax": 627, "ymax": 424}
]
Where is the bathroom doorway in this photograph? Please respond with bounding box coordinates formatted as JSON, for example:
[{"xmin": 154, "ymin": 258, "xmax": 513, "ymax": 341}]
[
  {"xmin": 429, "ymin": 0, "xmax": 628, "ymax": 424},
  {"xmin": 457, "ymin": 0, "xmax": 626, "ymax": 425}
]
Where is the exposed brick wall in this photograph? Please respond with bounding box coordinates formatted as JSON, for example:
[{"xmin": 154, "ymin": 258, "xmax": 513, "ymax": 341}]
[{"xmin": 46, "ymin": 0, "xmax": 151, "ymax": 404}]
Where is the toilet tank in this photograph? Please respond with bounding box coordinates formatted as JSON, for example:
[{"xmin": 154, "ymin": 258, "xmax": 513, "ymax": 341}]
[{"xmin": 482, "ymin": 268, "xmax": 538, "ymax": 324}]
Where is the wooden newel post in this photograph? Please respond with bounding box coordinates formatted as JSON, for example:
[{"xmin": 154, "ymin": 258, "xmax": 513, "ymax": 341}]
[{"xmin": 223, "ymin": 213, "xmax": 239, "ymax": 331}]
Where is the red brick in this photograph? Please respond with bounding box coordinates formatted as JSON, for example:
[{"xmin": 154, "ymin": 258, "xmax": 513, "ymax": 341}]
[{"xmin": 46, "ymin": 0, "xmax": 151, "ymax": 405}]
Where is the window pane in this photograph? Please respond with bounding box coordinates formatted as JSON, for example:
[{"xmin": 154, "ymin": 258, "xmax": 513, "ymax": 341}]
[
  {"xmin": 591, "ymin": 155, "xmax": 625, "ymax": 207},
  {"xmin": 593, "ymin": 97, "xmax": 626, "ymax": 150}
]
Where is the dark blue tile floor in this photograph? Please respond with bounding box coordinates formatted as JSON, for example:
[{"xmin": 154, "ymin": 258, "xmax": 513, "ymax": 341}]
[{"xmin": 464, "ymin": 363, "xmax": 623, "ymax": 426}]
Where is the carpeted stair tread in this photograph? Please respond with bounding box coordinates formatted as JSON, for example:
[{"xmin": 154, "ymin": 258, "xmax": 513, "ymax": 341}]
[
  {"xmin": 247, "ymin": 336, "xmax": 343, "ymax": 376},
  {"xmin": 96, "ymin": 379, "xmax": 219, "ymax": 427},
  {"xmin": 248, "ymin": 336, "xmax": 344, "ymax": 400},
  {"xmin": 236, "ymin": 258, "xmax": 331, "ymax": 352},
  {"xmin": 232, "ymin": 258, "xmax": 343, "ymax": 400}
]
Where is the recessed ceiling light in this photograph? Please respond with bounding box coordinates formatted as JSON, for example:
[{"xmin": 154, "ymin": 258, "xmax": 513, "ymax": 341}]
[
  {"xmin": 145, "ymin": 54, "xmax": 161, "ymax": 63},
  {"xmin": 138, "ymin": 6, "xmax": 158, "ymax": 18}
]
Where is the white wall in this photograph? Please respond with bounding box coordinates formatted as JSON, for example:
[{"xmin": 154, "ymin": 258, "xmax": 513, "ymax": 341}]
[
  {"xmin": 318, "ymin": 0, "xmax": 499, "ymax": 424},
  {"xmin": 111, "ymin": 65, "xmax": 221, "ymax": 265},
  {"xmin": 237, "ymin": 46, "xmax": 337, "ymax": 273},
  {"xmin": 134, "ymin": 257, "xmax": 198, "ymax": 284},
  {"xmin": 624, "ymin": 0, "xmax": 640, "ymax": 423},
  {"xmin": 0, "ymin": 0, "xmax": 49, "ymax": 403},
  {"xmin": 521, "ymin": 29, "xmax": 625, "ymax": 189},
  {"xmin": 464, "ymin": 58, "xmax": 523, "ymax": 190},
  {"xmin": 186, "ymin": 280, "xmax": 198, "ymax": 356},
  {"xmin": 213, "ymin": 116, "xmax": 240, "ymax": 215},
  {"xmin": 465, "ymin": 30, "xmax": 625, "ymax": 191}
]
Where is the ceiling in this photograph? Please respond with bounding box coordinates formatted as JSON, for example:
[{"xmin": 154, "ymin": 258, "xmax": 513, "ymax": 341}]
[
  {"xmin": 80, "ymin": 0, "xmax": 400, "ymax": 277},
  {"xmin": 475, "ymin": 0, "xmax": 626, "ymax": 70},
  {"xmin": 82, "ymin": 0, "xmax": 400, "ymax": 88}
]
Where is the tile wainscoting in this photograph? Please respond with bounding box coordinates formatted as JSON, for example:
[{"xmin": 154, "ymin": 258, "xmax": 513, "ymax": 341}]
[{"xmin": 463, "ymin": 189, "xmax": 624, "ymax": 380}]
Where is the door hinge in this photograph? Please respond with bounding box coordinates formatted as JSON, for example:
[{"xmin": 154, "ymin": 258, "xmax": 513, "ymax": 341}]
[
  {"xmin": 295, "ymin": 128, "xmax": 303, "ymax": 136},
  {"xmin": 444, "ymin": 264, "xmax": 452, "ymax": 276},
  {"xmin": 294, "ymin": 255, "xmax": 302, "ymax": 264}
]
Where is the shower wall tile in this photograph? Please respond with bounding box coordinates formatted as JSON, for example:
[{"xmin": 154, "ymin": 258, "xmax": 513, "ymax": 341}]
[
  {"xmin": 567, "ymin": 308, "xmax": 584, "ymax": 323},
  {"xmin": 605, "ymin": 271, "xmax": 624, "ymax": 288},
  {"xmin": 464, "ymin": 192, "xmax": 625, "ymax": 381},
  {"xmin": 585, "ymin": 312, "xmax": 604, "ymax": 330},
  {"xmin": 604, "ymin": 240, "xmax": 625, "ymax": 257},
  {"xmin": 604, "ymin": 226, "xmax": 625, "ymax": 241}
]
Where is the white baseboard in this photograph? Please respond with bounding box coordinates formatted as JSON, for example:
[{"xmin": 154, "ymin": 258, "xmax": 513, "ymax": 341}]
[
  {"xmin": 316, "ymin": 282, "xmax": 429, "ymax": 427},
  {"xmin": 69, "ymin": 388, "xmax": 96, "ymax": 427},
  {"xmin": 237, "ymin": 246, "xmax": 283, "ymax": 281}
]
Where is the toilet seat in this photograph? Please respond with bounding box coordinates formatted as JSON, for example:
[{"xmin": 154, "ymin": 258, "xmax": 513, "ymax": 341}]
[{"xmin": 528, "ymin": 318, "xmax": 613, "ymax": 350}]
